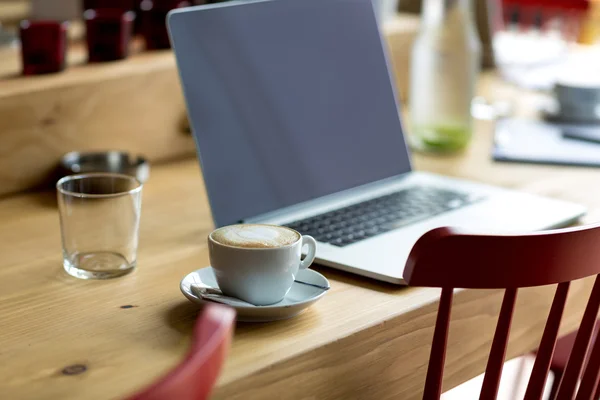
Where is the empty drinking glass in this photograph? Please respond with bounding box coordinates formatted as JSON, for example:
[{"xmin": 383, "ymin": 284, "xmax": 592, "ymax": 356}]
[{"xmin": 57, "ymin": 173, "xmax": 143, "ymax": 279}]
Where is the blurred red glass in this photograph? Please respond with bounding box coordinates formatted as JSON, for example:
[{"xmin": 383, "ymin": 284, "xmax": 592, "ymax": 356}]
[
  {"xmin": 501, "ymin": 0, "xmax": 590, "ymax": 35},
  {"xmin": 82, "ymin": 0, "xmax": 137, "ymax": 10},
  {"xmin": 83, "ymin": 0, "xmax": 142, "ymax": 33},
  {"xmin": 139, "ymin": 0, "xmax": 190, "ymax": 50},
  {"xmin": 84, "ymin": 9, "xmax": 135, "ymax": 62},
  {"xmin": 20, "ymin": 20, "xmax": 69, "ymax": 75}
]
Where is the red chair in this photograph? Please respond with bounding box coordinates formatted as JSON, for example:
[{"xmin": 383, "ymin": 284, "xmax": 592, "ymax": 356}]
[
  {"xmin": 127, "ymin": 303, "xmax": 236, "ymax": 400},
  {"xmin": 548, "ymin": 324, "xmax": 600, "ymax": 399},
  {"xmin": 404, "ymin": 224, "xmax": 600, "ymax": 399}
]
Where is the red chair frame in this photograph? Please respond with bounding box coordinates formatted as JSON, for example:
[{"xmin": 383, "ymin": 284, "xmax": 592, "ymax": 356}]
[
  {"xmin": 128, "ymin": 303, "xmax": 236, "ymax": 400},
  {"xmin": 405, "ymin": 224, "xmax": 600, "ymax": 399}
]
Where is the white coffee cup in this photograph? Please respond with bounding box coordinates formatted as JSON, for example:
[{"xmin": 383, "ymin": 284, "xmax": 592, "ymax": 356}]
[{"xmin": 208, "ymin": 224, "xmax": 317, "ymax": 305}]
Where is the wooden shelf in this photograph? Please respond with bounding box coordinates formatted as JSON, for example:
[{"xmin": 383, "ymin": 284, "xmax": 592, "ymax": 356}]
[
  {"xmin": 1, "ymin": 39, "xmax": 158, "ymax": 96},
  {"xmin": 0, "ymin": 1, "xmax": 29, "ymax": 26},
  {"xmin": 0, "ymin": 13, "xmax": 419, "ymax": 197},
  {"xmin": 0, "ymin": 42, "xmax": 195, "ymax": 197}
]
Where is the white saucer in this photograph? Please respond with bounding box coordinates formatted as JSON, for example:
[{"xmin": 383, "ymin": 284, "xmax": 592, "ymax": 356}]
[{"xmin": 180, "ymin": 267, "xmax": 329, "ymax": 322}]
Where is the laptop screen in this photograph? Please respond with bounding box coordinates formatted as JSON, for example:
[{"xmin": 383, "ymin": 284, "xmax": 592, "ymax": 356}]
[{"xmin": 168, "ymin": 0, "xmax": 412, "ymax": 227}]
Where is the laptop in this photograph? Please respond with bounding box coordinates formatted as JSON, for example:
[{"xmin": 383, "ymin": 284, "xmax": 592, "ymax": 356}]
[{"xmin": 167, "ymin": 0, "xmax": 585, "ymax": 284}]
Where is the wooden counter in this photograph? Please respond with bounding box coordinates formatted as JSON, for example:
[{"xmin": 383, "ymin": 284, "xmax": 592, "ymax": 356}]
[{"xmin": 2, "ymin": 88, "xmax": 600, "ymax": 399}]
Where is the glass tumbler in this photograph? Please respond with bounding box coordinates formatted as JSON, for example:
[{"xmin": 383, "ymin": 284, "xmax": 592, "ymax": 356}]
[{"xmin": 57, "ymin": 173, "xmax": 143, "ymax": 279}]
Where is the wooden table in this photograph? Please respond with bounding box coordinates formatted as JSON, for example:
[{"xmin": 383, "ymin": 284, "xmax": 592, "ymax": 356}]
[{"xmin": 2, "ymin": 75, "xmax": 600, "ymax": 400}]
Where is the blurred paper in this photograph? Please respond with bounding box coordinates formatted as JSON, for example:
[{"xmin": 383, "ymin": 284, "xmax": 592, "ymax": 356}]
[{"xmin": 494, "ymin": 118, "xmax": 600, "ymax": 167}]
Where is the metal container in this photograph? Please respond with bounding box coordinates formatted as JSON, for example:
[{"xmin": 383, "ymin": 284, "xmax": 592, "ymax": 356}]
[{"xmin": 59, "ymin": 151, "xmax": 150, "ymax": 183}]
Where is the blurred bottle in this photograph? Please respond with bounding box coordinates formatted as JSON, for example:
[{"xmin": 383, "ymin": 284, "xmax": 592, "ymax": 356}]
[
  {"xmin": 409, "ymin": 0, "xmax": 481, "ymax": 152},
  {"xmin": 578, "ymin": 0, "xmax": 600, "ymax": 45}
]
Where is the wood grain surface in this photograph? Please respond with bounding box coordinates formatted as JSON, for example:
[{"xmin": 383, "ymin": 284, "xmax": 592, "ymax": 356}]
[
  {"xmin": 0, "ymin": 0, "xmax": 28, "ymax": 26},
  {"xmin": 0, "ymin": 45, "xmax": 196, "ymax": 197}
]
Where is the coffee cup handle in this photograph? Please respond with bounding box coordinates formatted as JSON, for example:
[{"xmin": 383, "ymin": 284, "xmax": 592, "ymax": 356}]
[{"xmin": 299, "ymin": 235, "xmax": 317, "ymax": 270}]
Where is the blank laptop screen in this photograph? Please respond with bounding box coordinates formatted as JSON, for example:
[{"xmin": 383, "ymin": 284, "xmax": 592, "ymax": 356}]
[{"xmin": 168, "ymin": 0, "xmax": 412, "ymax": 227}]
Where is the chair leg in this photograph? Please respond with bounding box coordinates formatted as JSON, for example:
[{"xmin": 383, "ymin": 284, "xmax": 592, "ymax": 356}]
[{"xmin": 549, "ymin": 370, "xmax": 562, "ymax": 400}]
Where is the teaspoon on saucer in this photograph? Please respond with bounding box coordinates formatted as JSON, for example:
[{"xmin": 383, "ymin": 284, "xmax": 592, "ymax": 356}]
[
  {"xmin": 294, "ymin": 279, "xmax": 330, "ymax": 291},
  {"xmin": 190, "ymin": 285, "xmax": 258, "ymax": 307},
  {"xmin": 191, "ymin": 279, "xmax": 330, "ymax": 308}
]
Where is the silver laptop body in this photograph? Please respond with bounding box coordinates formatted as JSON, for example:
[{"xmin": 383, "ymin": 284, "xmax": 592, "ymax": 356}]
[{"xmin": 168, "ymin": 0, "xmax": 585, "ymax": 284}]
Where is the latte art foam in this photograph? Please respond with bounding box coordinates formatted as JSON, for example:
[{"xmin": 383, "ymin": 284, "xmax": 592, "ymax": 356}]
[{"xmin": 211, "ymin": 224, "xmax": 300, "ymax": 248}]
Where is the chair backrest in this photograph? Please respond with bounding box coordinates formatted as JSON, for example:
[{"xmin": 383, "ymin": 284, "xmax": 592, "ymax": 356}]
[
  {"xmin": 127, "ymin": 303, "xmax": 236, "ymax": 400},
  {"xmin": 404, "ymin": 224, "xmax": 600, "ymax": 400}
]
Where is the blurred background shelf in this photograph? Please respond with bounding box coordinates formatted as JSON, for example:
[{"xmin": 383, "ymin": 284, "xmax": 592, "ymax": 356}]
[
  {"xmin": 0, "ymin": 0, "xmax": 29, "ymax": 27},
  {"xmin": 0, "ymin": 42, "xmax": 195, "ymax": 197},
  {"xmin": 0, "ymin": 12, "xmax": 420, "ymax": 198}
]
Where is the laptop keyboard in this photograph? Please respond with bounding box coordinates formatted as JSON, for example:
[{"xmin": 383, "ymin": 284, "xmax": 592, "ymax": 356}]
[{"xmin": 284, "ymin": 186, "xmax": 479, "ymax": 247}]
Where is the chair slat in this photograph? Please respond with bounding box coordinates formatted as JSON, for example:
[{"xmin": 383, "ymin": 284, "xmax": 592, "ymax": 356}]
[
  {"xmin": 479, "ymin": 288, "xmax": 518, "ymax": 399},
  {"xmin": 423, "ymin": 287, "xmax": 453, "ymax": 400},
  {"xmin": 524, "ymin": 282, "xmax": 570, "ymax": 400},
  {"xmin": 556, "ymin": 275, "xmax": 600, "ymax": 400},
  {"xmin": 575, "ymin": 320, "xmax": 600, "ymax": 400}
]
